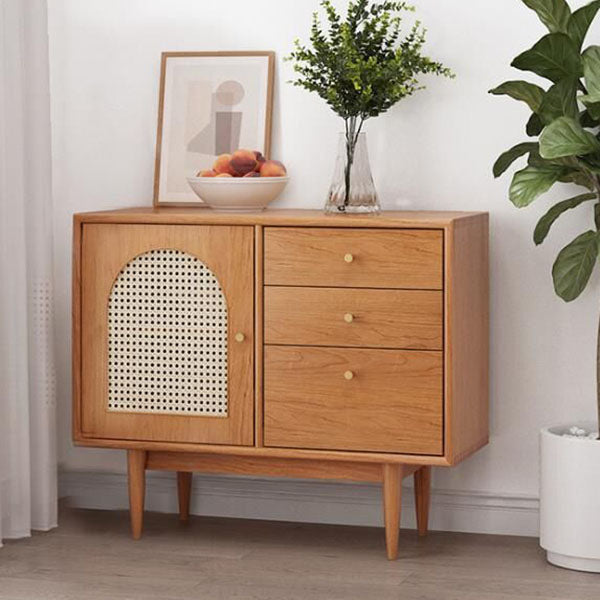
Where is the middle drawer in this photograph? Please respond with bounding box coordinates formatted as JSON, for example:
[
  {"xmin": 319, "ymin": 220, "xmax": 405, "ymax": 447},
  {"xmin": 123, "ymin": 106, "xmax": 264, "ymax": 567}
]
[{"xmin": 264, "ymin": 286, "xmax": 443, "ymax": 350}]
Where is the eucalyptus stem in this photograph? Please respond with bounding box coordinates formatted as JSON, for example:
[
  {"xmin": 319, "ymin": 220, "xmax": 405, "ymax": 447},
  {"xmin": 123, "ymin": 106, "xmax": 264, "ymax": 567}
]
[{"xmin": 342, "ymin": 116, "xmax": 366, "ymax": 209}]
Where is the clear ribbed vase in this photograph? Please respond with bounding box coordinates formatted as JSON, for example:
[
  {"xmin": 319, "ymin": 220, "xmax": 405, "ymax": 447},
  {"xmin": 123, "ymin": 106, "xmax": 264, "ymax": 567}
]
[{"xmin": 325, "ymin": 132, "xmax": 379, "ymax": 214}]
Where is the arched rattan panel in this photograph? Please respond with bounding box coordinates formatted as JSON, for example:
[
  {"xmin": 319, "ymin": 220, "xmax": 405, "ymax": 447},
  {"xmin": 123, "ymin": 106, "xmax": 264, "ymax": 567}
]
[{"xmin": 107, "ymin": 249, "xmax": 228, "ymax": 416}]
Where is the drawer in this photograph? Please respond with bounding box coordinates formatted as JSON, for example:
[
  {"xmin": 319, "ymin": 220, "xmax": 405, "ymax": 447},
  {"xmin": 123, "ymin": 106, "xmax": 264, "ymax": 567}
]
[
  {"xmin": 264, "ymin": 346, "xmax": 443, "ymax": 455},
  {"xmin": 264, "ymin": 287, "xmax": 443, "ymax": 350},
  {"xmin": 264, "ymin": 227, "xmax": 443, "ymax": 289}
]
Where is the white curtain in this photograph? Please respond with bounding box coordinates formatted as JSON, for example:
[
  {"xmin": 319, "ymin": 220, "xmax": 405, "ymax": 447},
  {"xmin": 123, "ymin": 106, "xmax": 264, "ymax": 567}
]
[{"xmin": 0, "ymin": 0, "xmax": 57, "ymax": 543}]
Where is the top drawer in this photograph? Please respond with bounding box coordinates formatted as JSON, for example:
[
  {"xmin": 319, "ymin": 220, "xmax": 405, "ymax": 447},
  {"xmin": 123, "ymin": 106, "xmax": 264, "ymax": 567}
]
[{"xmin": 264, "ymin": 227, "xmax": 443, "ymax": 289}]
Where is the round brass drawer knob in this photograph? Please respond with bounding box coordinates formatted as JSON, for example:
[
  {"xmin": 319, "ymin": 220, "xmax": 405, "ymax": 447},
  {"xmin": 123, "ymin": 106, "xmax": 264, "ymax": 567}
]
[
  {"xmin": 344, "ymin": 313, "xmax": 354, "ymax": 323},
  {"xmin": 344, "ymin": 253, "xmax": 354, "ymax": 263},
  {"xmin": 234, "ymin": 332, "xmax": 246, "ymax": 343},
  {"xmin": 344, "ymin": 370, "xmax": 355, "ymax": 380}
]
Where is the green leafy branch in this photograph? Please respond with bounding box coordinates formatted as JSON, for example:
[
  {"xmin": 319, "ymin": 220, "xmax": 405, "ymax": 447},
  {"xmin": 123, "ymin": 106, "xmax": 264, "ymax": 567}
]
[
  {"xmin": 288, "ymin": 0, "xmax": 452, "ymax": 124},
  {"xmin": 287, "ymin": 0, "xmax": 453, "ymax": 207}
]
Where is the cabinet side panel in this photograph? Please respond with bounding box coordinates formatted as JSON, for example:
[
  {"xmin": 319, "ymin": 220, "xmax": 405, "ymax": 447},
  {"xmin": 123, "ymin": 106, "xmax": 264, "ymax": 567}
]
[
  {"xmin": 445, "ymin": 215, "xmax": 489, "ymax": 464},
  {"xmin": 72, "ymin": 216, "xmax": 83, "ymax": 440}
]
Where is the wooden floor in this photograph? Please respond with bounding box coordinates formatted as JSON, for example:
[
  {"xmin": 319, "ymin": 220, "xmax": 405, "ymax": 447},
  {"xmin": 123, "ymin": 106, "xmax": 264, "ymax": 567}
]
[{"xmin": 0, "ymin": 507, "xmax": 599, "ymax": 599}]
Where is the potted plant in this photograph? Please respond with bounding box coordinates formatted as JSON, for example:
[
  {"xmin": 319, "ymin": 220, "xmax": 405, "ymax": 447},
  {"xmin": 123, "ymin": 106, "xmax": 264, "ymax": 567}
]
[
  {"xmin": 490, "ymin": 0, "xmax": 600, "ymax": 572},
  {"xmin": 287, "ymin": 0, "xmax": 452, "ymax": 213}
]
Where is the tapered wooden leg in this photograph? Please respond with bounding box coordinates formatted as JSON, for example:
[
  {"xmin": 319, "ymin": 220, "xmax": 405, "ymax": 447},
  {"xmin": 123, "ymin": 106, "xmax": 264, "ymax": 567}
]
[
  {"xmin": 414, "ymin": 466, "xmax": 431, "ymax": 537},
  {"xmin": 177, "ymin": 471, "xmax": 193, "ymax": 521},
  {"xmin": 382, "ymin": 463, "xmax": 403, "ymax": 560},
  {"xmin": 127, "ymin": 450, "xmax": 147, "ymax": 540}
]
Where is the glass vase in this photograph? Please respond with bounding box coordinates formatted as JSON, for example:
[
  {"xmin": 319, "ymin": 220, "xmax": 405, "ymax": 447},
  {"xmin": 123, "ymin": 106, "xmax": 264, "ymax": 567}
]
[{"xmin": 325, "ymin": 131, "xmax": 379, "ymax": 214}]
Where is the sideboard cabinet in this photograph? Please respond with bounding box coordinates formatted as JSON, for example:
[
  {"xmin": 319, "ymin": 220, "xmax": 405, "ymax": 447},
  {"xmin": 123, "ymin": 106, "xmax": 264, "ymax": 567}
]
[{"xmin": 73, "ymin": 208, "xmax": 489, "ymax": 560}]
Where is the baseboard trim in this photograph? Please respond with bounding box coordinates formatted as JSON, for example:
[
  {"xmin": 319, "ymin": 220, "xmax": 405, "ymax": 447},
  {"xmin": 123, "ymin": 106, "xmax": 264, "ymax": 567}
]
[{"xmin": 59, "ymin": 470, "xmax": 539, "ymax": 537}]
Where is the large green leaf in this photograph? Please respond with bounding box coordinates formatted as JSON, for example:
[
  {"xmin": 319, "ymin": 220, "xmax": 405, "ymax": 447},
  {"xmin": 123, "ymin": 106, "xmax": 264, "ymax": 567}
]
[
  {"xmin": 558, "ymin": 168, "xmax": 596, "ymax": 189},
  {"xmin": 534, "ymin": 192, "xmax": 597, "ymax": 245},
  {"xmin": 523, "ymin": 0, "xmax": 571, "ymax": 33},
  {"xmin": 539, "ymin": 116, "xmax": 600, "ymax": 158},
  {"xmin": 489, "ymin": 80, "xmax": 546, "ymax": 111},
  {"xmin": 527, "ymin": 112, "xmax": 545, "ymax": 136},
  {"xmin": 579, "ymin": 153, "xmax": 600, "ymax": 173},
  {"xmin": 568, "ymin": 0, "xmax": 600, "ymax": 49},
  {"xmin": 509, "ymin": 165, "xmax": 564, "ymax": 207},
  {"xmin": 583, "ymin": 46, "xmax": 600, "ymax": 94},
  {"xmin": 580, "ymin": 108, "xmax": 600, "ymax": 128},
  {"xmin": 580, "ymin": 94, "xmax": 600, "ymax": 119},
  {"xmin": 538, "ymin": 76, "xmax": 579, "ymax": 124},
  {"xmin": 512, "ymin": 33, "xmax": 582, "ymax": 82},
  {"xmin": 493, "ymin": 142, "xmax": 538, "ymax": 177},
  {"xmin": 580, "ymin": 47, "xmax": 600, "ymax": 118},
  {"xmin": 552, "ymin": 230, "xmax": 600, "ymax": 301},
  {"xmin": 531, "ymin": 153, "xmax": 597, "ymax": 187}
]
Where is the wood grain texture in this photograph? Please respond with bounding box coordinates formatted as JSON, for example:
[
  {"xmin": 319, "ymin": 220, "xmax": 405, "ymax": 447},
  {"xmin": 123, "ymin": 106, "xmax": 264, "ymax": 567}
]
[
  {"xmin": 264, "ymin": 227, "xmax": 443, "ymax": 289},
  {"xmin": 73, "ymin": 209, "xmax": 489, "ymax": 473},
  {"xmin": 255, "ymin": 225, "xmax": 264, "ymax": 446},
  {"xmin": 146, "ymin": 452, "xmax": 383, "ymax": 482},
  {"xmin": 153, "ymin": 51, "xmax": 275, "ymax": 207},
  {"xmin": 74, "ymin": 436, "xmax": 451, "ymax": 465},
  {"xmin": 414, "ymin": 466, "xmax": 431, "ymax": 537},
  {"xmin": 75, "ymin": 207, "xmax": 485, "ymax": 229},
  {"xmin": 5, "ymin": 507, "xmax": 598, "ymax": 599},
  {"xmin": 383, "ymin": 464, "xmax": 402, "ymax": 560},
  {"xmin": 264, "ymin": 346, "xmax": 443, "ymax": 455},
  {"xmin": 80, "ymin": 223, "xmax": 254, "ymax": 446},
  {"xmin": 177, "ymin": 471, "xmax": 192, "ymax": 521},
  {"xmin": 265, "ymin": 286, "xmax": 443, "ymax": 350},
  {"xmin": 444, "ymin": 214, "xmax": 489, "ymax": 464},
  {"xmin": 127, "ymin": 449, "xmax": 147, "ymax": 539}
]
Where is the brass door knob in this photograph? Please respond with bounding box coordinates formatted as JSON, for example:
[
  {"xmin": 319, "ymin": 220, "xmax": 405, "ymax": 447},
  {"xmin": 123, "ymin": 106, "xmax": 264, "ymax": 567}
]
[
  {"xmin": 344, "ymin": 313, "xmax": 354, "ymax": 323},
  {"xmin": 344, "ymin": 253, "xmax": 354, "ymax": 263},
  {"xmin": 234, "ymin": 332, "xmax": 246, "ymax": 343},
  {"xmin": 344, "ymin": 370, "xmax": 355, "ymax": 380}
]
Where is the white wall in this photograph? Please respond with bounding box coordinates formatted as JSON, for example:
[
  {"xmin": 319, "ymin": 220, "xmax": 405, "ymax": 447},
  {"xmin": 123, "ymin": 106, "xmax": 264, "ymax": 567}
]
[{"xmin": 48, "ymin": 0, "xmax": 600, "ymax": 531}]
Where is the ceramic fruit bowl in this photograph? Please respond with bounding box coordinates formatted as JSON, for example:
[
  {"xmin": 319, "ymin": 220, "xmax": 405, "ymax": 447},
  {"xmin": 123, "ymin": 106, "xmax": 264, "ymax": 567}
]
[{"xmin": 186, "ymin": 175, "xmax": 289, "ymax": 212}]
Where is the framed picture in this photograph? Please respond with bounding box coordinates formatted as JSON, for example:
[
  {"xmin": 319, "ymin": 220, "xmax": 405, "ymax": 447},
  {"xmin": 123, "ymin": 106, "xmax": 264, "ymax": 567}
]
[{"xmin": 153, "ymin": 51, "xmax": 275, "ymax": 206}]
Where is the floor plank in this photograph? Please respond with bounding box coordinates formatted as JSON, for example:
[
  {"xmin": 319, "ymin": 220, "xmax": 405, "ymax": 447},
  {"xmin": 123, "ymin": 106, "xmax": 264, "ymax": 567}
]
[{"xmin": 0, "ymin": 507, "xmax": 598, "ymax": 599}]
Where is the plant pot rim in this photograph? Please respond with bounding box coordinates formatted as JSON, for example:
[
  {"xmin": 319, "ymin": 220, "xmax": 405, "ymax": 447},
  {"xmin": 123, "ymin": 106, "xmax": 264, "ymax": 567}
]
[{"xmin": 541, "ymin": 422, "xmax": 599, "ymax": 442}]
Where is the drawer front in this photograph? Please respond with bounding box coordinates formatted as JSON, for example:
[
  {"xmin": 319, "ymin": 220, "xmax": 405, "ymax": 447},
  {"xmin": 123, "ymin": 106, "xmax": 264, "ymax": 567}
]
[
  {"xmin": 264, "ymin": 346, "xmax": 443, "ymax": 455},
  {"xmin": 264, "ymin": 287, "xmax": 443, "ymax": 350},
  {"xmin": 264, "ymin": 227, "xmax": 443, "ymax": 289}
]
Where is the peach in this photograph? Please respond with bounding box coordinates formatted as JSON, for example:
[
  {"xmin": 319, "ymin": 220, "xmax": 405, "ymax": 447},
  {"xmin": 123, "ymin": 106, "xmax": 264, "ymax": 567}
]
[
  {"xmin": 243, "ymin": 171, "xmax": 261, "ymax": 178},
  {"xmin": 215, "ymin": 173, "xmax": 233, "ymax": 178},
  {"xmin": 259, "ymin": 159, "xmax": 286, "ymax": 177},
  {"xmin": 212, "ymin": 154, "xmax": 234, "ymax": 175},
  {"xmin": 197, "ymin": 169, "xmax": 216, "ymax": 177},
  {"xmin": 253, "ymin": 150, "xmax": 266, "ymax": 168},
  {"xmin": 230, "ymin": 149, "xmax": 258, "ymax": 176}
]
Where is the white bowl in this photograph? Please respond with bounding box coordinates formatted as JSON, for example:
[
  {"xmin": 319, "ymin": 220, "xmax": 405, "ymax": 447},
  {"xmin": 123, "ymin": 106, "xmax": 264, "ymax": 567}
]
[{"xmin": 186, "ymin": 176, "xmax": 289, "ymax": 212}]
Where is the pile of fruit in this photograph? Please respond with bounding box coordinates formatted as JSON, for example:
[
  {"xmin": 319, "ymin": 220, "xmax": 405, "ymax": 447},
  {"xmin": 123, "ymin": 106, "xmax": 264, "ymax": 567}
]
[{"xmin": 197, "ymin": 149, "xmax": 287, "ymax": 178}]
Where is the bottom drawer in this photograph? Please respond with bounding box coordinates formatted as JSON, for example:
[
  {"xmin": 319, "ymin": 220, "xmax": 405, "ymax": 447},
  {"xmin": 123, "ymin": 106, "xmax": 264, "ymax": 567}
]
[{"xmin": 264, "ymin": 346, "xmax": 443, "ymax": 455}]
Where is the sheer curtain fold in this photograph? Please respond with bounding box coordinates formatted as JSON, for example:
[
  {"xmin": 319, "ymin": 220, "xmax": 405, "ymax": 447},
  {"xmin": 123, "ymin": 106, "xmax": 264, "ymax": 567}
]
[{"xmin": 0, "ymin": 0, "xmax": 57, "ymax": 543}]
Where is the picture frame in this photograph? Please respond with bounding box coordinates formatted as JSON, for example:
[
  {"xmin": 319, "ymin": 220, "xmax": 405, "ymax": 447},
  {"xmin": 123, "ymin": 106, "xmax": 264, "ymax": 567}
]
[{"xmin": 153, "ymin": 51, "xmax": 275, "ymax": 207}]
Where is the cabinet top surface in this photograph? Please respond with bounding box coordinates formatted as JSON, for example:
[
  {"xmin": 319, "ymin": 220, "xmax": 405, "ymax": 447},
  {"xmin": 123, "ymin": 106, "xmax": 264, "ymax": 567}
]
[{"xmin": 74, "ymin": 207, "xmax": 487, "ymax": 229}]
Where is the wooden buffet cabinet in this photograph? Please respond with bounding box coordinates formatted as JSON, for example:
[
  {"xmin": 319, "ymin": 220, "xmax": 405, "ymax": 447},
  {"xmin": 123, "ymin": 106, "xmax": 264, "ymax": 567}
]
[{"xmin": 72, "ymin": 207, "xmax": 489, "ymax": 559}]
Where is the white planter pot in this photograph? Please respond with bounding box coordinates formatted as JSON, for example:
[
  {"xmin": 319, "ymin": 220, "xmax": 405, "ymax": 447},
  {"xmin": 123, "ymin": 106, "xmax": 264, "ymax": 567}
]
[{"xmin": 540, "ymin": 423, "xmax": 600, "ymax": 572}]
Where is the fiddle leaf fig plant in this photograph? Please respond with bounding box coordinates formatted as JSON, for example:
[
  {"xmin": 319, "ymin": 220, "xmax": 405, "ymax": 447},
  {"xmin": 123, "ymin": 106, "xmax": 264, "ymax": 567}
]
[{"xmin": 490, "ymin": 0, "xmax": 600, "ymax": 436}]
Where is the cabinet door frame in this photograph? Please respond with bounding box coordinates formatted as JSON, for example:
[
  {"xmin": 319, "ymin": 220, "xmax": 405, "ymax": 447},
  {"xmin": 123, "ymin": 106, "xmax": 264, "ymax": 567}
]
[{"xmin": 76, "ymin": 223, "xmax": 254, "ymax": 446}]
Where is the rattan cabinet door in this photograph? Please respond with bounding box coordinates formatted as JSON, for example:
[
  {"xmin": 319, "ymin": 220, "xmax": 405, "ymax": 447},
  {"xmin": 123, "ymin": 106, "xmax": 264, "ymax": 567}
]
[{"xmin": 80, "ymin": 224, "xmax": 254, "ymax": 446}]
